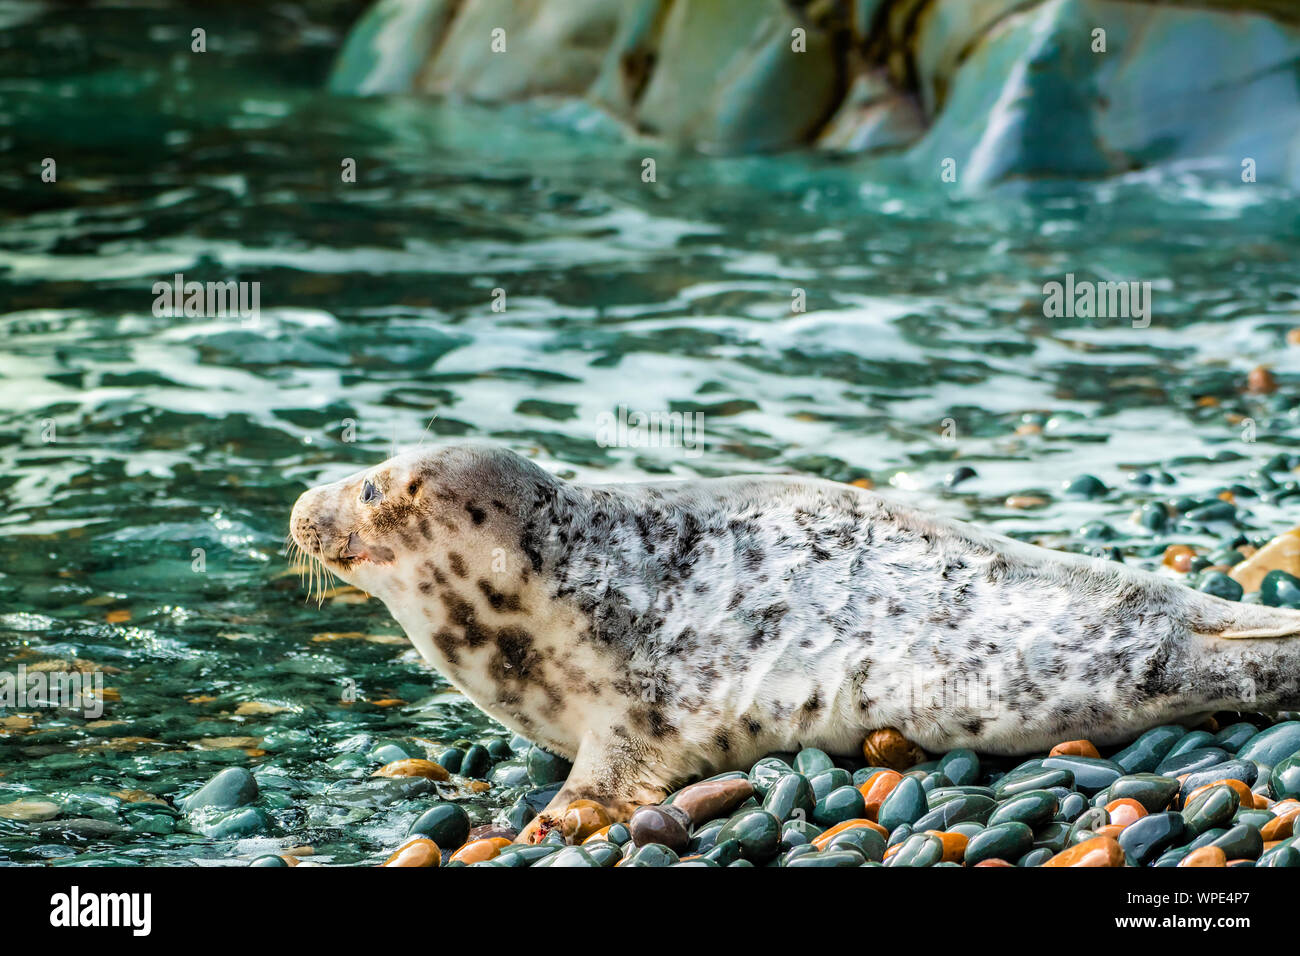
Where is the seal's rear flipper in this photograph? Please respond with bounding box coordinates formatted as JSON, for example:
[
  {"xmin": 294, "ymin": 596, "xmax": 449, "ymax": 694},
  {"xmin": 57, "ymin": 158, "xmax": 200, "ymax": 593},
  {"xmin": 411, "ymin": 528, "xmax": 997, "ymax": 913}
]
[{"xmin": 1189, "ymin": 592, "xmax": 1300, "ymax": 640}]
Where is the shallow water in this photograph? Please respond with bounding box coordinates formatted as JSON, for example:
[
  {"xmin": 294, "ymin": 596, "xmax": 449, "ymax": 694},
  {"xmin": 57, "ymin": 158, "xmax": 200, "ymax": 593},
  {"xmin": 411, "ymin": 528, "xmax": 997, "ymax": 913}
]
[{"xmin": 2, "ymin": 4, "xmax": 1300, "ymax": 865}]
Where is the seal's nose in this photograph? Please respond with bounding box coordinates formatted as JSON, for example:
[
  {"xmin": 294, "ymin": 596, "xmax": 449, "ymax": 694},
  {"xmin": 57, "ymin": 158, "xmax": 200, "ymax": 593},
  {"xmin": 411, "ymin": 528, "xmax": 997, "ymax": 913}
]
[{"xmin": 290, "ymin": 489, "xmax": 325, "ymax": 554}]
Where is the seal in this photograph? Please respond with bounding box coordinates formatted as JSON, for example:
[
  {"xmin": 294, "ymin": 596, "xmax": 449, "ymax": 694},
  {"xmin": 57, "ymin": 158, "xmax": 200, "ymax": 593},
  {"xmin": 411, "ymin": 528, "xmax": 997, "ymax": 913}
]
[{"xmin": 289, "ymin": 444, "xmax": 1300, "ymax": 838}]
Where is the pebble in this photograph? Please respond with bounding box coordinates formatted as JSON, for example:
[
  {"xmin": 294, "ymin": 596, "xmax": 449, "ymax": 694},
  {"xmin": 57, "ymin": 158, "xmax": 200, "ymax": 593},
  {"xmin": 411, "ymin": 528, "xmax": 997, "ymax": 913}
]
[
  {"xmin": 561, "ymin": 801, "xmax": 612, "ymax": 843},
  {"xmin": 450, "ymin": 837, "xmax": 511, "ymax": 864},
  {"xmin": 671, "ymin": 778, "xmax": 754, "ymax": 825},
  {"xmin": 373, "ymin": 759, "xmax": 449, "ymax": 781},
  {"xmin": 180, "ymin": 767, "xmax": 258, "ymax": 812},
  {"xmin": 382, "ymin": 837, "xmax": 440, "ymax": 867},
  {"xmin": 861, "ymin": 728, "xmax": 925, "ymax": 771},
  {"xmin": 1043, "ymin": 835, "xmax": 1125, "ymax": 867},
  {"xmin": 629, "ymin": 804, "xmax": 691, "ymax": 851}
]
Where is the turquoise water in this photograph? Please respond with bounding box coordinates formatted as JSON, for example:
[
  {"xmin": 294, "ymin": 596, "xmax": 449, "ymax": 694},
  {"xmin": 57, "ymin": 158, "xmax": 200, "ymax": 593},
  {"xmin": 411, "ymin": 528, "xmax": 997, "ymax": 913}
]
[{"xmin": 3, "ymin": 4, "xmax": 1300, "ymax": 865}]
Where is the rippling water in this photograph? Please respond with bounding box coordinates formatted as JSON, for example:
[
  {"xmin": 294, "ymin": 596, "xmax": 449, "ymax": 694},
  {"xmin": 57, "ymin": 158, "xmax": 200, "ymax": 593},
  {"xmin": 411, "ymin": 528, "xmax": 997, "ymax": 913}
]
[{"xmin": 2, "ymin": 3, "xmax": 1300, "ymax": 864}]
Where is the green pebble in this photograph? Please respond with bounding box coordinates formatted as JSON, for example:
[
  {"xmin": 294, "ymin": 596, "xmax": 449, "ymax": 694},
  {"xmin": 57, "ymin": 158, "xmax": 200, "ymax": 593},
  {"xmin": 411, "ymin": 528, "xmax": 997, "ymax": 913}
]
[
  {"xmin": 248, "ymin": 854, "xmax": 289, "ymax": 867},
  {"xmin": 762, "ymin": 772, "xmax": 815, "ymax": 823},
  {"xmin": 787, "ymin": 850, "xmax": 863, "ymax": 867},
  {"xmin": 1260, "ymin": 570, "xmax": 1300, "ymax": 607},
  {"xmin": 812, "ymin": 785, "xmax": 866, "ymax": 827},
  {"xmin": 1063, "ymin": 474, "xmax": 1108, "ymax": 498},
  {"xmin": 965, "ymin": 822, "xmax": 1033, "ymax": 866},
  {"xmin": 1238, "ymin": 721, "xmax": 1300, "ymax": 766},
  {"xmin": 620, "ymin": 843, "xmax": 679, "ymax": 867},
  {"xmin": 1213, "ymin": 722, "xmax": 1260, "ymax": 753},
  {"xmin": 748, "ymin": 757, "xmax": 793, "ymax": 797},
  {"xmin": 887, "ymin": 833, "xmax": 944, "ymax": 867},
  {"xmin": 1112, "ymin": 724, "xmax": 1185, "ymax": 774},
  {"xmin": 1181, "ymin": 784, "xmax": 1240, "ymax": 838},
  {"xmin": 1198, "ymin": 571, "xmax": 1243, "ymax": 601},
  {"xmin": 459, "ymin": 744, "xmax": 491, "ymax": 779},
  {"xmin": 1271, "ymin": 751, "xmax": 1300, "ymax": 799},
  {"xmin": 987, "ymin": 789, "xmax": 1059, "ymax": 829},
  {"xmin": 877, "ymin": 775, "xmax": 926, "ymax": 832},
  {"xmin": 1106, "ymin": 774, "xmax": 1180, "ymax": 814},
  {"xmin": 938, "ymin": 749, "xmax": 980, "ymax": 786},
  {"xmin": 715, "ymin": 809, "xmax": 782, "ymax": 863},
  {"xmin": 180, "ymin": 767, "xmax": 258, "ymax": 813},
  {"xmin": 1040, "ymin": 755, "xmax": 1121, "ymax": 795},
  {"xmin": 408, "ymin": 802, "xmax": 470, "ymax": 849},
  {"xmin": 794, "ymin": 747, "xmax": 834, "ymax": 776},
  {"xmin": 525, "ymin": 746, "xmax": 571, "ymax": 786},
  {"xmin": 808, "ymin": 768, "xmax": 851, "ymax": 801}
]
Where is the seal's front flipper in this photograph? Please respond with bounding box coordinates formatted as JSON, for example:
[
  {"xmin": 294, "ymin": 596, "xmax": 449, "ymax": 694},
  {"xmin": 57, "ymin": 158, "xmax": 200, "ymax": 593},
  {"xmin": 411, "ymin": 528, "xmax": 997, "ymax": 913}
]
[{"xmin": 516, "ymin": 731, "xmax": 668, "ymax": 844}]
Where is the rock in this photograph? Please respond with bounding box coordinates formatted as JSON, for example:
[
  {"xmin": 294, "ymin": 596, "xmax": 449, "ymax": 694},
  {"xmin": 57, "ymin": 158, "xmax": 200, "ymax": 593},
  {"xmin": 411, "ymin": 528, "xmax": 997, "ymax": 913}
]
[
  {"xmin": 329, "ymin": 0, "xmax": 457, "ymax": 95},
  {"xmin": 987, "ymin": 789, "xmax": 1059, "ymax": 830},
  {"xmin": 1043, "ymin": 835, "xmax": 1126, "ymax": 867},
  {"xmin": 632, "ymin": 0, "xmax": 842, "ymax": 153},
  {"xmin": 373, "ymin": 758, "xmax": 450, "ymax": 781},
  {"xmin": 193, "ymin": 806, "xmax": 269, "ymax": 839},
  {"xmin": 525, "ymin": 745, "xmax": 572, "ymax": 786},
  {"xmin": 861, "ymin": 728, "xmax": 925, "ymax": 771},
  {"xmin": 629, "ymin": 804, "xmax": 691, "ymax": 851},
  {"xmin": 1178, "ymin": 846, "xmax": 1227, "ymax": 867},
  {"xmin": 877, "ymin": 775, "xmax": 926, "ymax": 833},
  {"xmin": 1049, "ymin": 739, "xmax": 1100, "ymax": 759},
  {"xmin": 180, "ymin": 767, "xmax": 258, "ymax": 812},
  {"xmin": 907, "ymin": 0, "xmax": 1300, "ymax": 190},
  {"xmin": 1238, "ymin": 721, "xmax": 1300, "ymax": 767},
  {"xmin": 1118, "ymin": 811, "xmax": 1187, "ymax": 865},
  {"xmin": 1103, "ymin": 798, "xmax": 1147, "ymax": 828},
  {"xmin": 1231, "ymin": 527, "xmax": 1300, "ymax": 591},
  {"xmin": 449, "ymin": 837, "xmax": 511, "ymax": 864},
  {"xmin": 459, "ymin": 744, "xmax": 492, "ymax": 779},
  {"xmin": 408, "ymin": 802, "xmax": 470, "ymax": 848},
  {"xmin": 715, "ymin": 809, "xmax": 782, "ymax": 863},
  {"xmin": 813, "ymin": 785, "xmax": 868, "ymax": 827},
  {"xmin": 965, "ymin": 821, "xmax": 1034, "ymax": 866},
  {"xmin": 672, "ymin": 778, "xmax": 754, "ymax": 825},
  {"xmin": 857, "ymin": 769, "xmax": 902, "ymax": 821},
  {"xmin": 382, "ymin": 836, "xmax": 440, "ymax": 867},
  {"xmin": 1272, "ymin": 752, "xmax": 1300, "ymax": 800},
  {"xmin": 937, "ymin": 749, "xmax": 980, "ymax": 786},
  {"xmin": 1260, "ymin": 570, "xmax": 1300, "ymax": 608},
  {"xmin": 560, "ymin": 800, "xmax": 611, "ymax": 842},
  {"xmin": 0, "ymin": 799, "xmax": 59, "ymax": 822}
]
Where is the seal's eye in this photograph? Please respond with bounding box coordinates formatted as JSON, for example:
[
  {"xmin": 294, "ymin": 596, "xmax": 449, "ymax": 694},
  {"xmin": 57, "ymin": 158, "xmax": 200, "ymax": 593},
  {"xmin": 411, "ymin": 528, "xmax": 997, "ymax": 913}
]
[{"xmin": 360, "ymin": 480, "xmax": 381, "ymax": 504}]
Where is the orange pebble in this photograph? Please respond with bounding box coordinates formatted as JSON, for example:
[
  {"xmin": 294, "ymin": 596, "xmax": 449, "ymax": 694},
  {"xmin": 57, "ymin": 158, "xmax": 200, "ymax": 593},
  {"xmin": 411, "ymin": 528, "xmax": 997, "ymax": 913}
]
[
  {"xmin": 974, "ymin": 858, "xmax": 1015, "ymax": 867},
  {"xmin": 1248, "ymin": 365, "xmax": 1278, "ymax": 394},
  {"xmin": 1183, "ymin": 778, "xmax": 1253, "ymax": 810},
  {"xmin": 1042, "ymin": 835, "xmax": 1126, "ymax": 867},
  {"xmin": 1104, "ymin": 798, "xmax": 1147, "ymax": 828},
  {"xmin": 372, "ymin": 758, "xmax": 450, "ymax": 781},
  {"xmin": 925, "ymin": 829, "xmax": 969, "ymax": 864},
  {"xmin": 813, "ymin": 818, "xmax": 888, "ymax": 851},
  {"xmin": 1050, "ymin": 739, "xmax": 1101, "ymax": 759},
  {"xmin": 1261, "ymin": 808, "xmax": 1299, "ymax": 842},
  {"xmin": 1162, "ymin": 545, "xmax": 1195, "ymax": 573},
  {"xmin": 857, "ymin": 770, "xmax": 902, "ymax": 822},
  {"xmin": 1179, "ymin": 846, "xmax": 1227, "ymax": 867},
  {"xmin": 382, "ymin": 837, "xmax": 440, "ymax": 867},
  {"xmin": 1095, "ymin": 823, "xmax": 1127, "ymax": 840},
  {"xmin": 449, "ymin": 837, "xmax": 510, "ymax": 864}
]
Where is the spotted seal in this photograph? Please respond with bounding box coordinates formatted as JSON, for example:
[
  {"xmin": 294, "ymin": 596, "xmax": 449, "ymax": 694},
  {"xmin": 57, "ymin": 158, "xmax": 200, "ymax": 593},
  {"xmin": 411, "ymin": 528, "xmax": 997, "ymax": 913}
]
[{"xmin": 289, "ymin": 444, "xmax": 1300, "ymax": 838}]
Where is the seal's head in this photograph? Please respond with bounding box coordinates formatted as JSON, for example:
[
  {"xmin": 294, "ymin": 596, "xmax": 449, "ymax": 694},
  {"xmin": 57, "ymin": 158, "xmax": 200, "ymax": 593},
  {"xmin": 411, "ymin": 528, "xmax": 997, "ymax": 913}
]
[{"xmin": 288, "ymin": 444, "xmax": 555, "ymax": 603}]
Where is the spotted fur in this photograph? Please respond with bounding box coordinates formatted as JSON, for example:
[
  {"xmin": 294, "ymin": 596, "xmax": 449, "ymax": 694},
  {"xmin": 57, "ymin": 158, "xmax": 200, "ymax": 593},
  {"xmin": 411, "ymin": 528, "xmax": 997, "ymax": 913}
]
[{"xmin": 291, "ymin": 444, "xmax": 1300, "ymax": 828}]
